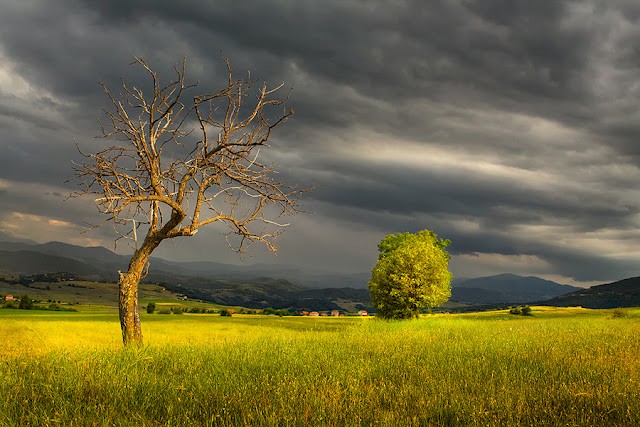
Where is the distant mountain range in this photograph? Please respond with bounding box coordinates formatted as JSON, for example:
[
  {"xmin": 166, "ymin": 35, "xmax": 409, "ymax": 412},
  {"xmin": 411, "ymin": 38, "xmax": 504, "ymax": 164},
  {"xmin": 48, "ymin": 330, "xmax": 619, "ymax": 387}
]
[
  {"xmin": 1, "ymin": 240, "xmax": 638, "ymax": 310},
  {"xmin": 0, "ymin": 240, "xmax": 372, "ymax": 312},
  {"xmin": 451, "ymin": 273, "xmax": 581, "ymax": 305},
  {"xmin": 0, "ymin": 240, "xmax": 369, "ymax": 288}
]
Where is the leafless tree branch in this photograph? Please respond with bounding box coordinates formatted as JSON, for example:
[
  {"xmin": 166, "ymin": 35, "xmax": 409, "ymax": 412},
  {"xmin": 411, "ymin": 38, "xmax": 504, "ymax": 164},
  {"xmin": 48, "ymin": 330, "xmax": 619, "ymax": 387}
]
[{"xmin": 69, "ymin": 55, "xmax": 305, "ymax": 345}]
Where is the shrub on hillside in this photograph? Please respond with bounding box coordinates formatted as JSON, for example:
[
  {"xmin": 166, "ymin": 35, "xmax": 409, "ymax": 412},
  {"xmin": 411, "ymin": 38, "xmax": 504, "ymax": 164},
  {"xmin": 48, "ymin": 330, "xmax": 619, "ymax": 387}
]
[
  {"xmin": 146, "ymin": 302, "xmax": 156, "ymax": 314},
  {"xmin": 19, "ymin": 295, "xmax": 33, "ymax": 310},
  {"xmin": 44, "ymin": 303, "xmax": 77, "ymax": 312}
]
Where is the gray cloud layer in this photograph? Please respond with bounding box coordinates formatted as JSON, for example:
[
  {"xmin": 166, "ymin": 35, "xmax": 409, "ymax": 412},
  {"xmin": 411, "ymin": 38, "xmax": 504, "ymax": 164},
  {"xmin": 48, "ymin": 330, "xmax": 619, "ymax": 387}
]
[{"xmin": 2, "ymin": 0, "xmax": 640, "ymax": 284}]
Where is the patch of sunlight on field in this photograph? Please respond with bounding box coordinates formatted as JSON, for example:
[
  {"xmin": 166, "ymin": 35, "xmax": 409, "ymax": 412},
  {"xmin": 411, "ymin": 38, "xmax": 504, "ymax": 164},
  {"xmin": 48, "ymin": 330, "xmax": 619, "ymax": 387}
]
[
  {"xmin": 0, "ymin": 311, "xmax": 123, "ymax": 357},
  {"xmin": 142, "ymin": 314, "xmax": 362, "ymax": 349},
  {"xmin": 0, "ymin": 310, "xmax": 364, "ymax": 358}
]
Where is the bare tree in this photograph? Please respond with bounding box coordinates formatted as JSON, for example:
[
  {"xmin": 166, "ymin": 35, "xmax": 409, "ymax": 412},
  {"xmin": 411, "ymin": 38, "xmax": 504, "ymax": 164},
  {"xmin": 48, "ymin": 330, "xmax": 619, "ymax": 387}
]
[{"xmin": 72, "ymin": 56, "xmax": 302, "ymax": 345}]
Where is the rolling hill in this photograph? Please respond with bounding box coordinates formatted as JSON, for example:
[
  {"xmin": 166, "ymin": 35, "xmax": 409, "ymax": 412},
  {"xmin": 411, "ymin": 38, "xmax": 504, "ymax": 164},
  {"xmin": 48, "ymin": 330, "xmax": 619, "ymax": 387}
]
[
  {"xmin": 0, "ymin": 250, "xmax": 101, "ymax": 277},
  {"xmin": 451, "ymin": 273, "xmax": 580, "ymax": 304},
  {"xmin": 0, "ymin": 240, "xmax": 370, "ymax": 288},
  {"xmin": 541, "ymin": 276, "xmax": 640, "ymax": 308},
  {"xmin": 0, "ymin": 241, "xmax": 372, "ymax": 312}
]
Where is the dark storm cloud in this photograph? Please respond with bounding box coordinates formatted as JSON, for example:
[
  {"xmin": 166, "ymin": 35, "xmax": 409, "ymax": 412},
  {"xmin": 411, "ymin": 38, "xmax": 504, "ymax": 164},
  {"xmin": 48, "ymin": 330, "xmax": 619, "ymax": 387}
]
[
  {"xmin": 2, "ymin": 0, "xmax": 640, "ymax": 283},
  {"xmin": 314, "ymin": 157, "xmax": 637, "ymax": 225},
  {"xmin": 64, "ymin": 1, "xmax": 597, "ymax": 114}
]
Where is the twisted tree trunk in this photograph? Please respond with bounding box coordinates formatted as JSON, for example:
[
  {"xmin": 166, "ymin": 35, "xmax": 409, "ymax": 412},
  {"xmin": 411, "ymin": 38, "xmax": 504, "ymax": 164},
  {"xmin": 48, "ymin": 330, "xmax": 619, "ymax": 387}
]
[
  {"xmin": 118, "ymin": 244, "xmax": 157, "ymax": 345},
  {"xmin": 119, "ymin": 271, "xmax": 143, "ymax": 345}
]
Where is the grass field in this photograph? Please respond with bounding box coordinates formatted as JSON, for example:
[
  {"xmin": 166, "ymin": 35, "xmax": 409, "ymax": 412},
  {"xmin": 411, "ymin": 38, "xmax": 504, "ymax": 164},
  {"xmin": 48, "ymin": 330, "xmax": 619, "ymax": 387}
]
[{"xmin": 1, "ymin": 306, "xmax": 639, "ymax": 426}]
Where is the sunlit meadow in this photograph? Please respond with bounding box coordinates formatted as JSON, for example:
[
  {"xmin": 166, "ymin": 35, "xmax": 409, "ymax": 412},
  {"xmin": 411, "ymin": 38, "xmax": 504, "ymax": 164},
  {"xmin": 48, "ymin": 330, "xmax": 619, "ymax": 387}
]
[{"xmin": 1, "ymin": 307, "xmax": 639, "ymax": 426}]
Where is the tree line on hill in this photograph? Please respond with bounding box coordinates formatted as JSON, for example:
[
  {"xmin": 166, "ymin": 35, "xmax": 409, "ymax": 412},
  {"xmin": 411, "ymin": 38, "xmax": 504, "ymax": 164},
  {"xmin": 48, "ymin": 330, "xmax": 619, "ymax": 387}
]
[{"xmin": 1, "ymin": 294, "xmax": 77, "ymax": 312}]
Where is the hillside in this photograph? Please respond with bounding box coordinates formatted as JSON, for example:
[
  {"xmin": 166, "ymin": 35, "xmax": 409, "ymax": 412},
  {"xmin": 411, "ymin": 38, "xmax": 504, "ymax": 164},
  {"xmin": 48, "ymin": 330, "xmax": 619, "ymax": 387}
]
[
  {"xmin": 0, "ymin": 250, "xmax": 102, "ymax": 277},
  {"xmin": 0, "ymin": 277, "xmax": 176, "ymax": 307},
  {"xmin": 0, "ymin": 274, "xmax": 371, "ymax": 313},
  {"xmin": 0, "ymin": 240, "xmax": 373, "ymax": 312},
  {"xmin": 0, "ymin": 239, "xmax": 375, "ymax": 311},
  {"xmin": 0, "ymin": 240, "xmax": 369, "ymax": 288},
  {"xmin": 451, "ymin": 273, "xmax": 580, "ymax": 304},
  {"xmin": 542, "ymin": 276, "xmax": 640, "ymax": 308},
  {"xmin": 158, "ymin": 278, "xmax": 370, "ymax": 312}
]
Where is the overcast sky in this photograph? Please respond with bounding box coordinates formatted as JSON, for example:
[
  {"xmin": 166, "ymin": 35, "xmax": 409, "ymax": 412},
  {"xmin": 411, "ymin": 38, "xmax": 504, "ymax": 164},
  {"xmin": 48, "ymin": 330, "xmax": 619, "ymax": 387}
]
[{"xmin": 2, "ymin": 1, "xmax": 640, "ymax": 286}]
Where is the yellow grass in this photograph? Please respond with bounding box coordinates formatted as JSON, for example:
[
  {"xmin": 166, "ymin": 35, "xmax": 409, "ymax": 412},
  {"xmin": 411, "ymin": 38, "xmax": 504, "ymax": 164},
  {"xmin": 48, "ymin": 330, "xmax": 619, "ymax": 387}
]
[{"xmin": 1, "ymin": 307, "xmax": 639, "ymax": 426}]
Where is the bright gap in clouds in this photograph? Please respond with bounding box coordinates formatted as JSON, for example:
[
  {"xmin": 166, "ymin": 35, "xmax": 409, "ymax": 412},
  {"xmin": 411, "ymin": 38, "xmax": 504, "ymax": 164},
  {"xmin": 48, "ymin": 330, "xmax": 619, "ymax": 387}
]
[
  {"xmin": 0, "ymin": 50, "xmax": 73, "ymax": 107},
  {"xmin": 0, "ymin": 211, "xmax": 101, "ymax": 247}
]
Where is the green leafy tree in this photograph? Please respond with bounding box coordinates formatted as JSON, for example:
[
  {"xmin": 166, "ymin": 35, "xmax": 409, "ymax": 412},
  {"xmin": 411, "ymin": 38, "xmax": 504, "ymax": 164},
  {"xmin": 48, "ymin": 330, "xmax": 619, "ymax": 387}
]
[
  {"xmin": 146, "ymin": 302, "xmax": 156, "ymax": 314},
  {"xmin": 19, "ymin": 295, "xmax": 33, "ymax": 310},
  {"xmin": 368, "ymin": 230, "xmax": 452, "ymax": 319}
]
